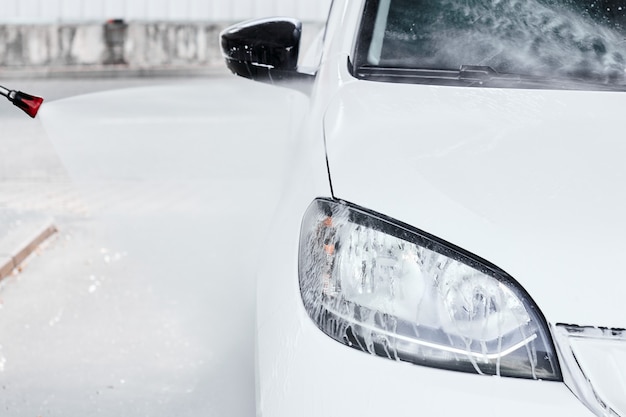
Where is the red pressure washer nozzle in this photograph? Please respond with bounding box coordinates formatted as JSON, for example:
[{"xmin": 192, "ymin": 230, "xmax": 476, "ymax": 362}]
[
  {"xmin": 11, "ymin": 91, "xmax": 44, "ymax": 118},
  {"xmin": 0, "ymin": 85, "xmax": 44, "ymax": 118}
]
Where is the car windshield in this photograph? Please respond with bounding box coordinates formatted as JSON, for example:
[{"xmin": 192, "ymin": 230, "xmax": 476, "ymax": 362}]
[{"xmin": 354, "ymin": 0, "xmax": 626, "ymax": 88}]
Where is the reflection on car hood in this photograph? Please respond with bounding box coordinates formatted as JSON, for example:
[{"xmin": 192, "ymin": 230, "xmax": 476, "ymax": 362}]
[{"xmin": 324, "ymin": 80, "xmax": 626, "ymax": 328}]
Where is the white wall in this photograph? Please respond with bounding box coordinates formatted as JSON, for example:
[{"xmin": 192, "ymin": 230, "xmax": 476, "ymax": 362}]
[{"xmin": 0, "ymin": 0, "xmax": 332, "ymax": 23}]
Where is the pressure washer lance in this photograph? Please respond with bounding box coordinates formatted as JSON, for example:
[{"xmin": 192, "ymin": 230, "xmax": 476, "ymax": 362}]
[{"xmin": 0, "ymin": 85, "xmax": 44, "ymax": 118}]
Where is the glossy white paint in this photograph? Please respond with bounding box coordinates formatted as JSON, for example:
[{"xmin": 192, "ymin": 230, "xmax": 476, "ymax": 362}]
[
  {"xmin": 325, "ymin": 80, "xmax": 626, "ymax": 329},
  {"xmin": 570, "ymin": 337, "xmax": 626, "ymax": 414},
  {"xmin": 256, "ymin": 0, "xmax": 612, "ymax": 415}
]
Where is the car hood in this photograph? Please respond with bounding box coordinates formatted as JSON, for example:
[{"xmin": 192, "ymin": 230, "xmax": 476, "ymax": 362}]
[{"xmin": 324, "ymin": 80, "xmax": 626, "ymax": 328}]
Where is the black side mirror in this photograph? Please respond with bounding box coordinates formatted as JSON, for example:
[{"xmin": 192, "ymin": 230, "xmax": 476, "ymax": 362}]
[{"xmin": 220, "ymin": 18, "xmax": 314, "ymax": 85}]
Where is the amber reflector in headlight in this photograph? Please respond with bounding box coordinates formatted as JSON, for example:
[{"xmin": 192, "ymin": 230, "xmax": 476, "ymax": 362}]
[{"xmin": 299, "ymin": 199, "xmax": 561, "ymax": 380}]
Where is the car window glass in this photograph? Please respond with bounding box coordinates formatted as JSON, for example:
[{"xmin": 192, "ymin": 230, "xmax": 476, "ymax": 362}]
[{"xmin": 360, "ymin": 0, "xmax": 626, "ymax": 85}]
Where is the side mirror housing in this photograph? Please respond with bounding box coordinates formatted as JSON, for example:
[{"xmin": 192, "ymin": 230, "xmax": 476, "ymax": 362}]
[{"xmin": 220, "ymin": 18, "xmax": 314, "ymax": 85}]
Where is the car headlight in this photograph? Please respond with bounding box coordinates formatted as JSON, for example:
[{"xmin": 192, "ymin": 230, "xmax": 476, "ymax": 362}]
[{"xmin": 299, "ymin": 198, "xmax": 561, "ymax": 381}]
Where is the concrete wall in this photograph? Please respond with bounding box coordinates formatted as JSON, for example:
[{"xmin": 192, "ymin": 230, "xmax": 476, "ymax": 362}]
[
  {"xmin": 0, "ymin": 1, "xmax": 332, "ymax": 76},
  {"xmin": 0, "ymin": 23, "xmax": 223, "ymax": 67},
  {"xmin": 0, "ymin": 21, "xmax": 326, "ymax": 77},
  {"xmin": 0, "ymin": 0, "xmax": 332, "ymax": 23}
]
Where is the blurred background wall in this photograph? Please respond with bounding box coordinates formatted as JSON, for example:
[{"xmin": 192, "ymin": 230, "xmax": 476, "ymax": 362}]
[
  {"xmin": 0, "ymin": 0, "xmax": 332, "ymax": 23},
  {"xmin": 0, "ymin": 0, "xmax": 333, "ymax": 77}
]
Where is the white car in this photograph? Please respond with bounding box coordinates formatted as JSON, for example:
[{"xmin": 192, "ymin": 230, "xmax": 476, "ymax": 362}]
[{"xmin": 221, "ymin": 1, "xmax": 626, "ymax": 416}]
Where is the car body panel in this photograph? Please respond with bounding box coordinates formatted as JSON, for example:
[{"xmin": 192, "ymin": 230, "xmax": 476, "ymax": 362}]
[
  {"xmin": 324, "ymin": 80, "xmax": 626, "ymax": 329},
  {"xmin": 256, "ymin": 229, "xmax": 592, "ymax": 416},
  {"xmin": 255, "ymin": 0, "xmax": 622, "ymax": 415},
  {"xmin": 254, "ymin": 145, "xmax": 591, "ymax": 416}
]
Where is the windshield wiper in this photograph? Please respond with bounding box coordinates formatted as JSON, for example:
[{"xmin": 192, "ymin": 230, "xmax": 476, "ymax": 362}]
[
  {"xmin": 457, "ymin": 65, "xmax": 626, "ymax": 90},
  {"xmin": 355, "ymin": 63, "xmax": 626, "ymax": 91},
  {"xmin": 355, "ymin": 64, "xmax": 519, "ymax": 83},
  {"xmin": 458, "ymin": 65, "xmax": 519, "ymax": 82}
]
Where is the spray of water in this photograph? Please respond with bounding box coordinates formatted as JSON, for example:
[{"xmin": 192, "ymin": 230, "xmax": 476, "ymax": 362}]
[{"xmin": 384, "ymin": 0, "xmax": 626, "ymax": 83}]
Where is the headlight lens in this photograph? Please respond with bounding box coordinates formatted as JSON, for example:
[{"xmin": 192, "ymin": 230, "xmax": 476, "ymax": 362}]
[{"xmin": 299, "ymin": 199, "xmax": 561, "ymax": 380}]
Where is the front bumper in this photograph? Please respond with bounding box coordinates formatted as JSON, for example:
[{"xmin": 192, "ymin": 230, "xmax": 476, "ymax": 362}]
[
  {"xmin": 256, "ymin": 296, "xmax": 592, "ymax": 416},
  {"xmin": 254, "ymin": 197, "xmax": 594, "ymax": 417}
]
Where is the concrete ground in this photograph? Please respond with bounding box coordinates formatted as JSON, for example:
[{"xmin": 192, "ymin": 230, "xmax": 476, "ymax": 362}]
[{"xmin": 0, "ymin": 76, "xmax": 306, "ymax": 416}]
